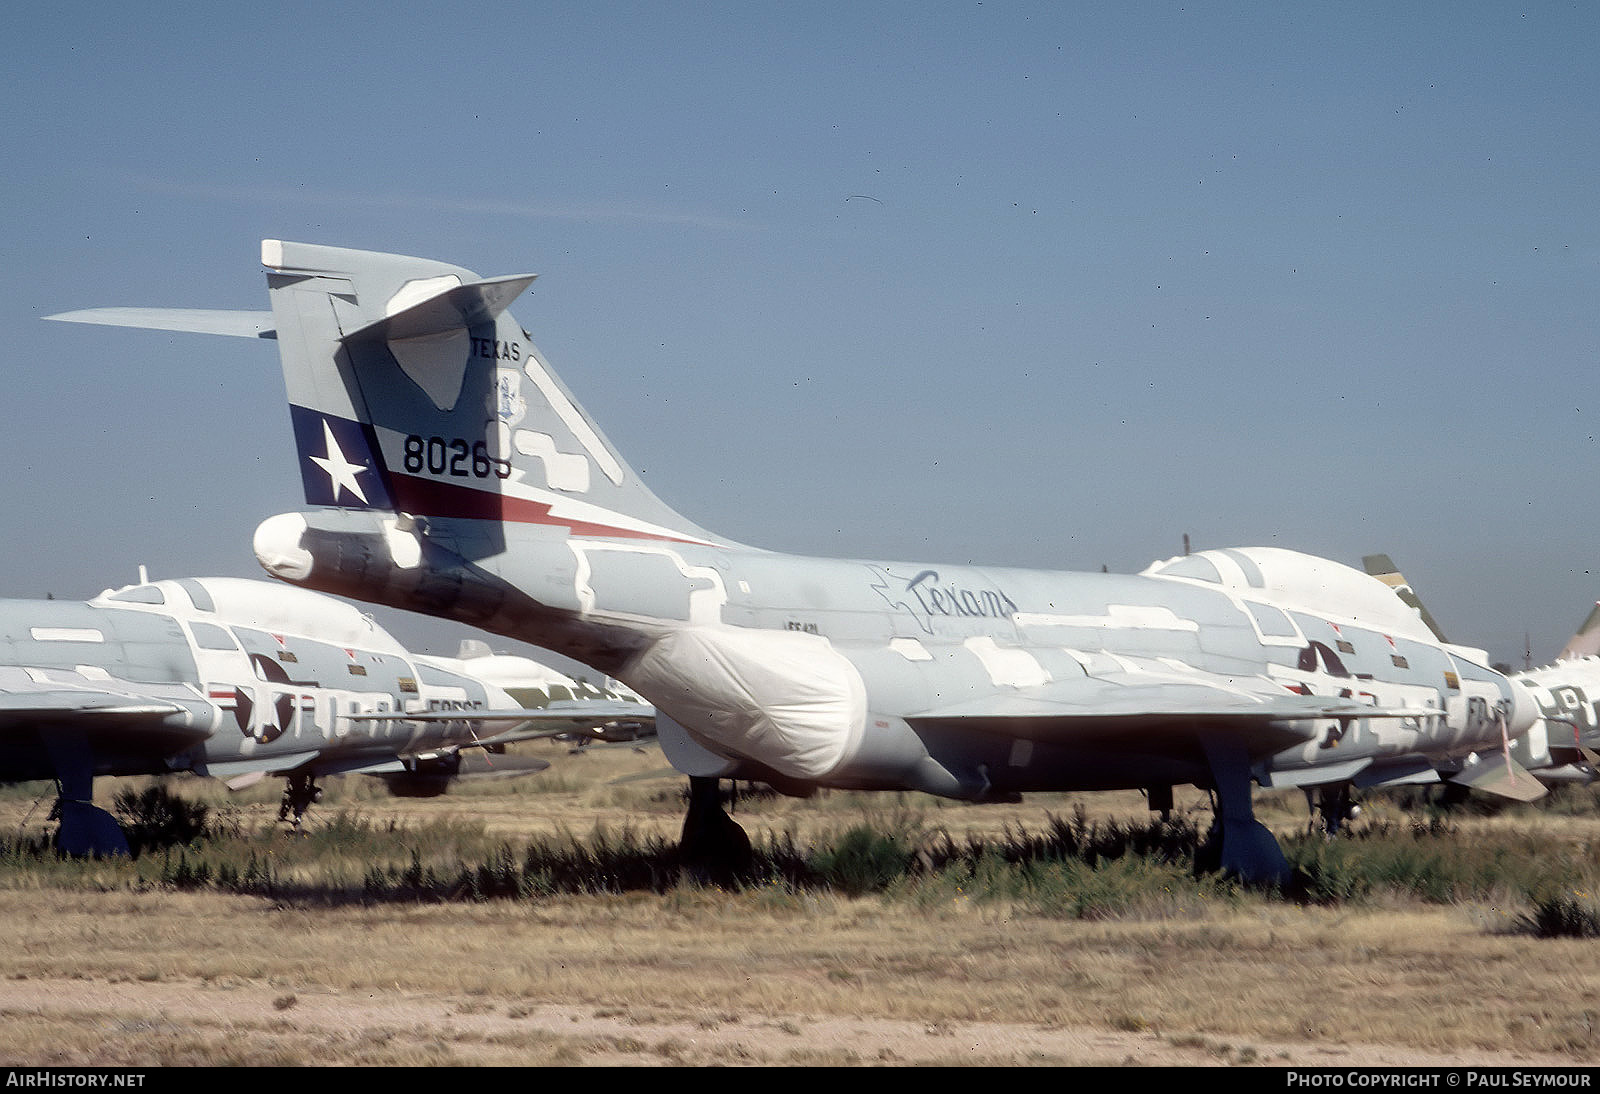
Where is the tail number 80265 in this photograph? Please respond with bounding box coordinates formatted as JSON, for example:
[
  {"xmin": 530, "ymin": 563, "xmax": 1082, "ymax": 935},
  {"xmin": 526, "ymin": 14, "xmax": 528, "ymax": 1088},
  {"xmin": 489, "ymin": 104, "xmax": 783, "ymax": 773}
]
[{"xmin": 403, "ymin": 435, "xmax": 511, "ymax": 479}]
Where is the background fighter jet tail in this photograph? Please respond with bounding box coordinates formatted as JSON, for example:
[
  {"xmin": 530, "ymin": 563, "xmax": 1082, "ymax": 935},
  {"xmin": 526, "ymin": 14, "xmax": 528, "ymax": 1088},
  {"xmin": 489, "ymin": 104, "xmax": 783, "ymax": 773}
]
[
  {"xmin": 258, "ymin": 240, "xmax": 726, "ymax": 549},
  {"xmin": 1364, "ymin": 552, "xmax": 1600, "ymax": 790},
  {"xmin": 1557, "ymin": 602, "xmax": 1600, "ymax": 663},
  {"xmin": 1361, "ymin": 554, "xmax": 1449, "ymax": 644}
]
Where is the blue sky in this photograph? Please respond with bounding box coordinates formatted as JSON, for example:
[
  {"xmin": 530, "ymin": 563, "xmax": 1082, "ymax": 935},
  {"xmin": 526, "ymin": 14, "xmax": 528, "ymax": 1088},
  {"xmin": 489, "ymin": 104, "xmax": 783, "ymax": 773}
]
[{"xmin": 4, "ymin": 2, "xmax": 1597, "ymax": 668}]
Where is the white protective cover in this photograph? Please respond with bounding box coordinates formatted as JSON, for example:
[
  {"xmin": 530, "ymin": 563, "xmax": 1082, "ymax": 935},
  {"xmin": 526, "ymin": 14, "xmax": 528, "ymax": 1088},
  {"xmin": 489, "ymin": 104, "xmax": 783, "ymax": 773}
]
[{"xmin": 626, "ymin": 626, "xmax": 867, "ymax": 780}]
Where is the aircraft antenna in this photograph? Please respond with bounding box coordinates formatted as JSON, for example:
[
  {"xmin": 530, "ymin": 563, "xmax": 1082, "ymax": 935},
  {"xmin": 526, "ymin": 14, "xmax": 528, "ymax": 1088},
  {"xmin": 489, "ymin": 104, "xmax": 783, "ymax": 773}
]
[{"xmin": 138, "ymin": 565, "xmax": 149, "ymax": 584}]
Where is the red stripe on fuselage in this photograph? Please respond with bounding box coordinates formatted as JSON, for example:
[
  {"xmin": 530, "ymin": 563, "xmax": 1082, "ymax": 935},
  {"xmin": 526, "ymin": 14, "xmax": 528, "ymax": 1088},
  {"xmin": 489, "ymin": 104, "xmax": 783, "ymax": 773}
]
[{"xmin": 386, "ymin": 474, "xmax": 704, "ymax": 543}]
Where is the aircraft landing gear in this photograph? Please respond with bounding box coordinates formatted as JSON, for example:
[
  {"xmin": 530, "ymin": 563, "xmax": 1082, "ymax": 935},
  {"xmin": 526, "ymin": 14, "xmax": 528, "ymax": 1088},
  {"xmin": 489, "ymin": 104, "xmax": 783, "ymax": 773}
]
[
  {"xmin": 1196, "ymin": 736, "xmax": 1293, "ymax": 887},
  {"xmin": 679, "ymin": 775, "xmax": 753, "ymax": 885},
  {"xmin": 277, "ymin": 774, "xmax": 323, "ymax": 831},
  {"xmin": 1306, "ymin": 784, "xmax": 1361, "ymax": 837},
  {"xmin": 43, "ymin": 731, "xmax": 130, "ymax": 857}
]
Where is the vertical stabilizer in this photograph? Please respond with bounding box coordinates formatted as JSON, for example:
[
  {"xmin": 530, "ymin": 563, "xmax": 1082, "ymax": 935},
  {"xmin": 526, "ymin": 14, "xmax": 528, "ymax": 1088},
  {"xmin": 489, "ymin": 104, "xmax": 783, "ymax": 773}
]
[
  {"xmin": 1558, "ymin": 603, "xmax": 1600, "ymax": 662},
  {"xmin": 1361, "ymin": 553, "xmax": 1448, "ymax": 643},
  {"xmin": 260, "ymin": 240, "xmax": 724, "ymax": 547}
]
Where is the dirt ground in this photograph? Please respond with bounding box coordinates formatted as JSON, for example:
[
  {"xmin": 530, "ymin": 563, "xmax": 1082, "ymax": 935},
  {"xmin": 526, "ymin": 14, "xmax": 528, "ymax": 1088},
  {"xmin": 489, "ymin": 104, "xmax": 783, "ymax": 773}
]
[
  {"xmin": 2, "ymin": 753, "xmax": 1598, "ymax": 1068},
  {"xmin": 0, "ymin": 975, "xmax": 1581, "ymax": 1068}
]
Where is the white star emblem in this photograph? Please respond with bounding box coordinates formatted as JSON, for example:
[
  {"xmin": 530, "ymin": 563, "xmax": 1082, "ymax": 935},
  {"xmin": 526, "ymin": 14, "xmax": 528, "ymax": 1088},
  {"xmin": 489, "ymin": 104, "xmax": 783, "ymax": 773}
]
[{"xmin": 309, "ymin": 420, "xmax": 369, "ymax": 504}]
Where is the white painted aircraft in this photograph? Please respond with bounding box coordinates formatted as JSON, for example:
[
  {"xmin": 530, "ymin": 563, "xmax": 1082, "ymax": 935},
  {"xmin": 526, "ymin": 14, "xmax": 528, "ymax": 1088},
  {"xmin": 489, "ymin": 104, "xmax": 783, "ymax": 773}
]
[
  {"xmin": 1363, "ymin": 554, "xmax": 1599, "ymax": 797},
  {"xmin": 0, "ymin": 574, "xmax": 651, "ymax": 854},
  {"xmin": 49, "ymin": 242, "xmax": 1580, "ymax": 883}
]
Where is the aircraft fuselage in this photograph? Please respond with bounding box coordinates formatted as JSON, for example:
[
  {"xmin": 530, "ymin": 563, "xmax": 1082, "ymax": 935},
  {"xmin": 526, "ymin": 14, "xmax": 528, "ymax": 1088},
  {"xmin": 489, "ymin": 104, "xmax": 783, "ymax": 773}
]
[
  {"xmin": 257, "ymin": 510, "xmax": 1533, "ymax": 803},
  {"xmin": 0, "ymin": 578, "xmax": 514, "ymax": 786}
]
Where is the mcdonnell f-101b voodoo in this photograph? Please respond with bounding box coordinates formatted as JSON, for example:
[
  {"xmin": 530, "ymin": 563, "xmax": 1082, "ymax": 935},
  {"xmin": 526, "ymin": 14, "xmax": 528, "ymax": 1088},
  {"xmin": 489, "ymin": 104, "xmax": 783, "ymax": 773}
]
[
  {"xmin": 0, "ymin": 573, "xmax": 651, "ymax": 855},
  {"xmin": 50, "ymin": 240, "xmax": 1599, "ymax": 883}
]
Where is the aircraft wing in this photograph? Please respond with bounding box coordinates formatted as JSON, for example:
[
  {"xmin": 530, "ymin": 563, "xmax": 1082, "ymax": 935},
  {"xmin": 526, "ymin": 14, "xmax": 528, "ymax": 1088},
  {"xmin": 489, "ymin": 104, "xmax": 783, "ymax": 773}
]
[
  {"xmin": 0, "ymin": 693, "xmax": 180, "ymax": 719},
  {"xmin": 198, "ymin": 702, "xmax": 653, "ymax": 783},
  {"xmin": 905, "ymin": 670, "xmax": 1416, "ymax": 756},
  {"xmin": 0, "ymin": 681, "xmax": 210, "ymax": 747}
]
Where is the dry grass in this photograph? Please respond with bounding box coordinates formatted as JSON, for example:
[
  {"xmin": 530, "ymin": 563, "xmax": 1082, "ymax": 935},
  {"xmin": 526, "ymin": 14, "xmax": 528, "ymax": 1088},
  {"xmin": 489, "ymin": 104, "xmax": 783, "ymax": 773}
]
[{"xmin": 1, "ymin": 742, "xmax": 1598, "ymax": 1066}]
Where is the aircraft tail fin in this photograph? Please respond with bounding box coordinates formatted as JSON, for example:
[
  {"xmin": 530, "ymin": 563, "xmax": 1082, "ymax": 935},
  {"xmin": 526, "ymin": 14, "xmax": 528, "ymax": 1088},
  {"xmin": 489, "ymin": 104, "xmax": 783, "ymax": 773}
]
[
  {"xmin": 1557, "ymin": 602, "xmax": 1600, "ymax": 662},
  {"xmin": 1362, "ymin": 554, "xmax": 1449, "ymax": 644},
  {"xmin": 259, "ymin": 240, "xmax": 723, "ymax": 546}
]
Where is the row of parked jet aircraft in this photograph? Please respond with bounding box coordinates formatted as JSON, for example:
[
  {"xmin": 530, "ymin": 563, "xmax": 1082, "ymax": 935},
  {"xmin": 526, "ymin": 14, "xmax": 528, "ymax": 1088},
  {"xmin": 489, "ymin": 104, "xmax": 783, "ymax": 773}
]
[
  {"xmin": 0, "ymin": 571, "xmax": 653, "ymax": 855},
  {"xmin": 11, "ymin": 239, "xmax": 1597, "ymax": 883}
]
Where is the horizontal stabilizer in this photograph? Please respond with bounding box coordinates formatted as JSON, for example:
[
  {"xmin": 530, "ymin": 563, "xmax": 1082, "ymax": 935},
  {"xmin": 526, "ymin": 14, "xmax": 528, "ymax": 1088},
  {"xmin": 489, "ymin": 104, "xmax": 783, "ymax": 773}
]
[
  {"xmin": 44, "ymin": 308, "xmax": 276, "ymax": 339},
  {"xmin": 1448, "ymin": 751, "xmax": 1548, "ymax": 802},
  {"xmin": 340, "ymin": 274, "xmax": 537, "ymax": 343}
]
